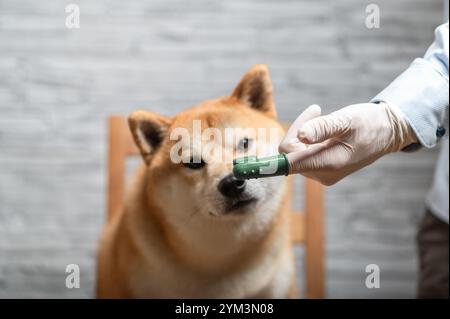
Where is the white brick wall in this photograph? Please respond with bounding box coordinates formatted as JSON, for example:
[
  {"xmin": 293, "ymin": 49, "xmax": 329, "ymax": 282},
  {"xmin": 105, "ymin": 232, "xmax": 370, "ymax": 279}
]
[{"xmin": 0, "ymin": 0, "xmax": 444, "ymax": 298}]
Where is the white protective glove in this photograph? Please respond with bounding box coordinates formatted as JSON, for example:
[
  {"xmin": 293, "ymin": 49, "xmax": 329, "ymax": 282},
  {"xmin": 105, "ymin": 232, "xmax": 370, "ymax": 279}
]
[{"xmin": 279, "ymin": 103, "xmax": 418, "ymax": 185}]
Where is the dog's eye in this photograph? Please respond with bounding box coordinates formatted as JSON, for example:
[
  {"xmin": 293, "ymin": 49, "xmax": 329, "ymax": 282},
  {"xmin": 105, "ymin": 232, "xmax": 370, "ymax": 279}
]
[
  {"xmin": 238, "ymin": 137, "xmax": 252, "ymax": 150},
  {"xmin": 183, "ymin": 158, "xmax": 206, "ymax": 170}
]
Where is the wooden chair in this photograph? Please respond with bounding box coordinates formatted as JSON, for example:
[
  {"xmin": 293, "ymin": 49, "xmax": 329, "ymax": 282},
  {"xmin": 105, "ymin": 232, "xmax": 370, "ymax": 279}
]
[{"xmin": 106, "ymin": 116, "xmax": 325, "ymax": 298}]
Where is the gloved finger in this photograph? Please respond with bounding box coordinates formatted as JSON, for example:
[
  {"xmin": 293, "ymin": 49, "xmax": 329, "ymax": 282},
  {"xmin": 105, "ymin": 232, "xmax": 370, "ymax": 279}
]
[
  {"xmin": 286, "ymin": 139, "xmax": 336, "ymax": 173},
  {"xmin": 289, "ymin": 140, "xmax": 352, "ymax": 178},
  {"xmin": 298, "ymin": 112, "xmax": 350, "ymax": 144},
  {"xmin": 279, "ymin": 104, "xmax": 322, "ymax": 153}
]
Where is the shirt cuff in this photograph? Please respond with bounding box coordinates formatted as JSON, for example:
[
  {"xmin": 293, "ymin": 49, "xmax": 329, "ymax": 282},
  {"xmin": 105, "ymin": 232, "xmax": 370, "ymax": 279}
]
[{"xmin": 371, "ymin": 58, "xmax": 449, "ymax": 149}]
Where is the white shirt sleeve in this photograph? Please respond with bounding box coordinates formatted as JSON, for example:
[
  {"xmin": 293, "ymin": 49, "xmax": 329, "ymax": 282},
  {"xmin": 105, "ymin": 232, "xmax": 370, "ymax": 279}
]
[{"xmin": 371, "ymin": 22, "xmax": 449, "ymax": 149}]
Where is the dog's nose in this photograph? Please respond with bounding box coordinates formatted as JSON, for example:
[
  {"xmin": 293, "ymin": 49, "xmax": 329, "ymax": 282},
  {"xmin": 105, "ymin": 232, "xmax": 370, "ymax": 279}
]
[{"xmin": 218, "ymin": 174, "xmax": 247, "ymax": 198}]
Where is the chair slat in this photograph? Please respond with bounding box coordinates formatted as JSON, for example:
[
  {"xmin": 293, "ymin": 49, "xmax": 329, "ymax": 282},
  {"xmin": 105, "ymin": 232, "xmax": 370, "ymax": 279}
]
[
  {"xmin": 305, "ymin": 178, "xmax": 325, "ymax": 298},
  {"xmin": 290, "ymin": 212, "xmax": 305, "ymax": 243},
  {"xmin": 107, "ymin": 116, "xmax": 129, "ymax": 222}
]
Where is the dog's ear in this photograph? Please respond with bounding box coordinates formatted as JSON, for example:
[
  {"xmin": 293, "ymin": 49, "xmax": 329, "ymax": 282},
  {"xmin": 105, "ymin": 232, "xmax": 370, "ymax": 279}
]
[
  {"xmin": 128, "ymin": 110, "xmax": 172, "ymax": 164},
  {"xmin": 231, "ymin": 64, "xmax": 276, "ymax": 118}
]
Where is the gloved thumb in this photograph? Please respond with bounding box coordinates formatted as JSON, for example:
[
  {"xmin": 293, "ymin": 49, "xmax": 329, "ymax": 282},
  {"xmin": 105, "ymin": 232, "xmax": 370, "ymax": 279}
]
[{"xmin": 298, "ymin": 113, "xmax": 350, "ymax": 144}]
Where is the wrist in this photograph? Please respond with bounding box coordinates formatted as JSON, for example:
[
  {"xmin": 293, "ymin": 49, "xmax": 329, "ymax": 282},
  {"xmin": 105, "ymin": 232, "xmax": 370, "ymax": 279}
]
[{"xmin": 378, "ymin": 101, "xmax": 418, "ymax": 152}]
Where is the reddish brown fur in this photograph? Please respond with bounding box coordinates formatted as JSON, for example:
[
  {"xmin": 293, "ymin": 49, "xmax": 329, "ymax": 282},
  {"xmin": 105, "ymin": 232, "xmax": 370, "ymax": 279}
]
[{"xmin": 97, "ymin": 65, "xmax": 297, "ymax": 298}]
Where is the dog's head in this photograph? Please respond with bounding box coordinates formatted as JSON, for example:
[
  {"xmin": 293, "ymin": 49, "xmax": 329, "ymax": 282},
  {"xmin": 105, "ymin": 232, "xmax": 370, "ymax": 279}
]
[{"xmin": 129, "ymin": 65, "xmax": 286, "ymax": 227}]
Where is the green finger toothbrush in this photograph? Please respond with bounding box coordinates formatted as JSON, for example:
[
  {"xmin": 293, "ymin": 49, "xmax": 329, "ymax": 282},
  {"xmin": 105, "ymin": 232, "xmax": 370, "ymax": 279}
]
[{"xmin": 233, "ymin": 154, "xmax": 290, "ymax": 179}]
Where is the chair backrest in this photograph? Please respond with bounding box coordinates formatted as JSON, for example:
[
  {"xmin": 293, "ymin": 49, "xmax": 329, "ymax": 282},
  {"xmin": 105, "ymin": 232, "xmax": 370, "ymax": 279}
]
[{"xmin": 106, "ymin": 116, "xmax": 325, "ymax": 298}]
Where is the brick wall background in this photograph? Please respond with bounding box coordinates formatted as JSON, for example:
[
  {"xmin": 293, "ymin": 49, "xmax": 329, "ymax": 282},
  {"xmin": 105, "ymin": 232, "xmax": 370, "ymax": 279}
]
[{"xmin": 0, "ymin": 0, "xmax": 445, "ymax": 298}]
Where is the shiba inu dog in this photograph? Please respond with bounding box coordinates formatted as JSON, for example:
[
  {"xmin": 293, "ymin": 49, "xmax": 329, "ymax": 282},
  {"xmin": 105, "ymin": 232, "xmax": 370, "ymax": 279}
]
[{"xmin": 97, "ymin": 64, "xmax": 297, "ymax": 298}]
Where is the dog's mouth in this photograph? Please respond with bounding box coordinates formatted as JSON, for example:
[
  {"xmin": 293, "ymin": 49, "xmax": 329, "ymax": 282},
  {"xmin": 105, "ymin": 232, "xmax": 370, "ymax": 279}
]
[
  {"xmin": 226, "ymin": 197, "xmax": 258, "ymax": 213},
  {"xmin": 208, "ymin": 197, "xmax": 259, "ymax": 218}
]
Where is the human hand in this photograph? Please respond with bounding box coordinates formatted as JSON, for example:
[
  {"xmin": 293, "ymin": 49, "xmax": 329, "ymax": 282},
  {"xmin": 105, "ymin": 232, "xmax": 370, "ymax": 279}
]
[{"xmin": 279, "ymin": 103, "xmax": 417, "ymax": 185}]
